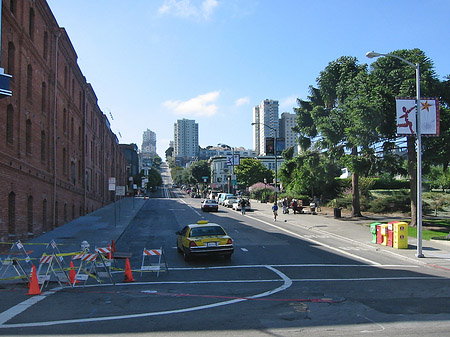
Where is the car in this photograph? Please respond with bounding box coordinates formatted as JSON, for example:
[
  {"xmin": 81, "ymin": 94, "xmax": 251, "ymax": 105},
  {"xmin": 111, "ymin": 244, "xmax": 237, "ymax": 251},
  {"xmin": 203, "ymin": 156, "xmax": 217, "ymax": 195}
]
[
  {"xmin": 223, "ymin": 196, "xmax": 238, "ymax": 208},
  {"xmin": 176, "ymin": 221, "xmax": 234, "ymax": 261},
  {"xmin": 200, "ymin": 199, "xmax": 219, "ymax": 212},
  {"xmin": 232, "ymin": 198, "xmax": 251, "ymax": 211},
  {"xmin": 217, "ymin": 193, "xmax": 234, "ymax": 205}
]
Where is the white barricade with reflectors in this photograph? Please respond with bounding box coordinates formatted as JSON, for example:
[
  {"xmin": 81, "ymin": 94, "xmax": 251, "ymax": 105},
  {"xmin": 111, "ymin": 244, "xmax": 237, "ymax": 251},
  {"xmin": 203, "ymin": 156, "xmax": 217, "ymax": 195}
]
[
  {"xmin": 0, "ymin": 240, "xmax": 34, "ymax": 283},
  {"xmin": 140, "ymin": 247, "xmax": 168, "ymax": 277},
  {"xmin": 36, "ymin": 253, "xmax": 70, "ymax": 290},
  {"xmin": 72, "ymin": 250, "xmax": 115, "ymax": 286}
]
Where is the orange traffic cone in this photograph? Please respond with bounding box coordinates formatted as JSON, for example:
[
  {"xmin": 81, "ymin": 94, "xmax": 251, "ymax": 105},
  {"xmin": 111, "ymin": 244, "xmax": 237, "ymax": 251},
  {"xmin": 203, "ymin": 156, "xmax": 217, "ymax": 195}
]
[
  {"xmin": 123, "ymin": 258, "xmax": 135, "ymax": 282},
  {"xmin": 108, "ymin": 244, "xmax": 113, "ymax": 260},
  {"xmin": 111, "ymin": 240, "xmax": 117, "ymax": 253},
  {"xmin": 27, "ymin": 265, "xmax": 41, "ymax": 295},
  {"xmin": 69, "ymin": 261, "xmax": 79, "ymax": 284}
]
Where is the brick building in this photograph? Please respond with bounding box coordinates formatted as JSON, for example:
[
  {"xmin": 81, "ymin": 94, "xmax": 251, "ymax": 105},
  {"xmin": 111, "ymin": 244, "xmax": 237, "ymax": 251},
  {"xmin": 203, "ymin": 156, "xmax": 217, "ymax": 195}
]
[{"xmin": 0, "ymin": 0, "xmax": 127, "ymax": 242}]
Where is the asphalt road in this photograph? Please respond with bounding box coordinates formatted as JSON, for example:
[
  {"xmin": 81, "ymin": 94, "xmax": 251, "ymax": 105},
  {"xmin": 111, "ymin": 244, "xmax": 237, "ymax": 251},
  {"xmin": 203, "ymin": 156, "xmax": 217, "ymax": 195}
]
[{"xmin": 1, "ymin": 184, "xmax": 450, "ymax": 336}]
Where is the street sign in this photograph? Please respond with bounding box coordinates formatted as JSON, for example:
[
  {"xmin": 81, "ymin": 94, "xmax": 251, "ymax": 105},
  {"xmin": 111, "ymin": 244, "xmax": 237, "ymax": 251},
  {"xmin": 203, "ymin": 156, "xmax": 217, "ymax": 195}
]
[
  {"xmin": 116, "ymin": 186, "xmax": 125, "ymax": 196},
  {"xmin": 108, "ymin": 177, "xmax": 116, "ymax": 191}
]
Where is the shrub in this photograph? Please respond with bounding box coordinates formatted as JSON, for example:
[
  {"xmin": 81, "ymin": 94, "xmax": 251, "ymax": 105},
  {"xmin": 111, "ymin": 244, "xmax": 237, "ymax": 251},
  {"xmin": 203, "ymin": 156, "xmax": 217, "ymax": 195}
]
[{"xmin": 368, "ymin": 191, "xmax": 411, "ymax": 213}]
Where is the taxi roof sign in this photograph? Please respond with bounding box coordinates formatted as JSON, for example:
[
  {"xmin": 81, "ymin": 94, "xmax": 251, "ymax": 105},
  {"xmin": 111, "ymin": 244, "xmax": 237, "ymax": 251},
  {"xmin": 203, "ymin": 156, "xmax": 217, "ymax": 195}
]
[{"xmin": 197, "ymin": 220, "xmax": 209, "ymax": 224}]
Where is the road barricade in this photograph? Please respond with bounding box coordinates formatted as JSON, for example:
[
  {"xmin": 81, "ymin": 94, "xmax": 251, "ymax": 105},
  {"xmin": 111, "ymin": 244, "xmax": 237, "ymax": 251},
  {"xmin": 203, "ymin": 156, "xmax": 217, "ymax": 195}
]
[{"xmin": 141, "ymin": 248, "xmax": 168, "ymax": 277}]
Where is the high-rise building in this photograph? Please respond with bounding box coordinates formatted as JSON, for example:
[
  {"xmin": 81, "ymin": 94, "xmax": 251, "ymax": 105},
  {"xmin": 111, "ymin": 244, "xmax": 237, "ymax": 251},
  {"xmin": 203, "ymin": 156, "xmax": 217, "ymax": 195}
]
[
  {"xmin": 280, "ymin": 112, "xmax": 298, "ymax": 153},
  {"xmin": 174, "ymin": 119, "xmax": 199, "ymax": 158},
  {"xmin": 253, "ymin": 99, "xmax": 279, "ymax": 155},
  {"xmin": 141, "ymin": 129, "xmax": 156, "ymax": 155}
]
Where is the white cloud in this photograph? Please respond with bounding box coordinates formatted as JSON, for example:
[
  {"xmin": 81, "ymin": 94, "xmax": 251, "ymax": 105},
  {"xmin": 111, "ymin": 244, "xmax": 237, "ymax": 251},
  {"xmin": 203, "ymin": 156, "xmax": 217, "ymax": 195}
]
[
  {"xmin": 163, "ymin": 91, "xmax": 220, "ymax": 117},
  {"xmin": 280, "ymin": 95, "xmax": 298, "ymax": 110},
  {"xmin": 158, "ymin": 0, "xmax": 218, "ymax": 20},
  {"xmin": 235, "ymin": 96, "xmax": 250, "ymax": 107}
]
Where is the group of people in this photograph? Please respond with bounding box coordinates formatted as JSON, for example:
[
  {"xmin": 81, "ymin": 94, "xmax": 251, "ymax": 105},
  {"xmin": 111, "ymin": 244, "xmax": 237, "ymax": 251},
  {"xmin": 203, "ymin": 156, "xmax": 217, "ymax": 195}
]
[{"xmin": 271, "ymin": 197, "xmax": 321, "ymax": 220}]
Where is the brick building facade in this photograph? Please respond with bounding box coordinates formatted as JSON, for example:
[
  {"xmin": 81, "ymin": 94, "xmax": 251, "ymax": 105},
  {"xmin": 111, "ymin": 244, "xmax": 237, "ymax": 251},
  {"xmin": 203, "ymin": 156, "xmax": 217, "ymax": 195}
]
[{"xmin": 0, "ymin": 0, "xmax": 127, "ymax": 242}]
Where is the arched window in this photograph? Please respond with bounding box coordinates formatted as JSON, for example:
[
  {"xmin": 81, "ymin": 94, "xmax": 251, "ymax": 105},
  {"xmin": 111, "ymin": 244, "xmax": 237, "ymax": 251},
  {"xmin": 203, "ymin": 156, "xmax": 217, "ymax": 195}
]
[
  {"xmin": 43, "ymin": 32, "xmax": 48, "ymax": 60},
  {"xmin": 40, "ymin": 130, "xmax": 46, "ymax": 162},
  {"xmin": 27, "ymin": 196, "xmax": 33, "ymax": 236},
  {"xmin": 72, "ymin": 204, "xmax": 75, "ymax": 220},
  {"xmin": 71, "ymin": 117, "xmax": 74, "ymax": 141},
  {"xmin": 41, "ymin": 82, "xmax": 47, "ymax": 112},
  {"xmin": 64, "ymin": 66, "xmax": 68, "ymax": 89},
  {"xmin": 7, "ymin": 42, "xmax": 15, "ymax": 77},
  {"xmin": 26, "ymin": 119, "xmax": 32, "ymax": 154},
  {"xmin": 64, "ymin": 203, "xmax": 68, "ymax": 222},
  {"xmin": 43, "ymin": 199, "xmax": 48, "ymax": 231},
  {"xmin": 8, "ymin": 192, "xmax": 16, "ymax": 236},
  {"xmin": 6, "ymin": 104, "xmax": 13, "ymax": 144},
  {"xmin": 63, "ymin": 148, "xmax": 67, "ymax": 174},
  {"xmin": 63, "ymin": 108, "xmax": 67, "ymax": 133},
  {"xmin": 29, "ymin": 8, "xmax": 35, "ymax": 40},
  {"xmin": 10, "ymin": 0, "xmax": 15, "ymax": 14},
  {"xmin": 27, "ymin": 64, "xmax": 32, "ymax": 99}
]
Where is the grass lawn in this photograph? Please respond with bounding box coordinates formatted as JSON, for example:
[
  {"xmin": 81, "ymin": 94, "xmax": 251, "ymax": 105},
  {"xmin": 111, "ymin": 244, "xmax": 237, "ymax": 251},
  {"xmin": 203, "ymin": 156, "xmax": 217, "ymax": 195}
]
[{"xmin": 408, "ymin": 218, "xmax": 450, "ymax": 240}]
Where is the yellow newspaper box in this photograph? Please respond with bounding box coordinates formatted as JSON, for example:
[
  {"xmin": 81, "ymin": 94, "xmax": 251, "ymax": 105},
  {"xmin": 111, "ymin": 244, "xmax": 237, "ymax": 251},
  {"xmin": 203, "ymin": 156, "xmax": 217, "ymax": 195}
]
[
  {"xmin": 393, "ymin": 222, "xmax": 408, "ymax": 249},
  {"xmin": 380, "ymin": 224, "xmax": 388, "ymax": 246}
]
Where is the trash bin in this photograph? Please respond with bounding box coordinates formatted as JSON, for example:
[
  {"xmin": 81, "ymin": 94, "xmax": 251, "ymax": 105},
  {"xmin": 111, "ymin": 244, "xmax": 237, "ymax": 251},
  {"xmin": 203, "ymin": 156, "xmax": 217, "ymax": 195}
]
[
  {"xmin": 333, "ymin": 207, "xmax": 341, "ymax": 218},
  {"xmin": 370, "ymin": 222, "xmax": 381, "ymax": 243}
]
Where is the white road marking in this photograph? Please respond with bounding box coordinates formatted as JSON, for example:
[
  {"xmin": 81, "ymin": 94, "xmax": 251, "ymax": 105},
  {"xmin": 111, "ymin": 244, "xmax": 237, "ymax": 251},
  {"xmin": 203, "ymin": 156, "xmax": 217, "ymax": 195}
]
[
  {"xmin": 241, "ymin": 248, "xmax": 248, "ymax": 252},
  {"xmin": 246, "ymin": 215, "xmax": 381, "ymax": 265}
]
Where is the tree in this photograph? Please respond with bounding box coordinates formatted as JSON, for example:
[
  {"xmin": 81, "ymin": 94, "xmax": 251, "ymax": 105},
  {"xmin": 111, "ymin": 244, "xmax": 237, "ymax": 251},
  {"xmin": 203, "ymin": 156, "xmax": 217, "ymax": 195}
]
[
  {"xmin": 146, "ymin": 167, "xmax": 162, "ymax": 191},
  {"xmin": 369, "ymin": 48, "xmax": 441, "ymax": 226},
  {"xmin": 235, "ymin": 158, "xmax": 273, "ymax": 188},
  {"xmin": 295, "ymin": 56, "xmax": 383, "ymax": 216},
  {"xmin": 165, "ymin": 146, "xmax": 174, "ymax": 160},
  {"xmin": 189, "ymin": 160, "xmax": 210, "ymax": 184}
]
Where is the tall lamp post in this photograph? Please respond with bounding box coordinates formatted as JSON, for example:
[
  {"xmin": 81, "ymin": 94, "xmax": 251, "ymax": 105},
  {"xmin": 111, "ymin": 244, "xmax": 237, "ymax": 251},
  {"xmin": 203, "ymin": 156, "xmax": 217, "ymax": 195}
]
[
  {"xmin": 251, "ymin": 122, "xmax": 278, "ymax": 202},
  {"xmin": 366, "ymin": 51, "xmax": 423, "ymax": 258}
]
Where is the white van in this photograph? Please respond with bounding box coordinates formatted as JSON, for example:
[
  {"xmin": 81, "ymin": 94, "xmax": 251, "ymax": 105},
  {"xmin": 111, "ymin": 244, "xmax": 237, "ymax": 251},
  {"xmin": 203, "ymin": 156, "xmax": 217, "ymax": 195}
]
[{"xmin": 217, "ymin": 193, "xmax": 234, "ymax": 206}]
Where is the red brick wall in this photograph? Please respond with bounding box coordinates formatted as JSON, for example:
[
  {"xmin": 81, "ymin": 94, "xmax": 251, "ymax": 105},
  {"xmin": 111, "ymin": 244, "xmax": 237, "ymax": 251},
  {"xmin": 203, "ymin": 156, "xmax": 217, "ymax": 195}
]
[{"xmin": 0, "ymin": 0, "xmax": 127, "ymax": 242}]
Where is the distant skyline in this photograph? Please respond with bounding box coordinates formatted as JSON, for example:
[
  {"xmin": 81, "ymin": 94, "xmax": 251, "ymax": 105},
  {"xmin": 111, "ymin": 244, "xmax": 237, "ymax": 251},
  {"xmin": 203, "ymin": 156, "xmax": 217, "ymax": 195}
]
[{"xmin": 46, "ymin": 0, "xmax": 450, "ymax": 159}]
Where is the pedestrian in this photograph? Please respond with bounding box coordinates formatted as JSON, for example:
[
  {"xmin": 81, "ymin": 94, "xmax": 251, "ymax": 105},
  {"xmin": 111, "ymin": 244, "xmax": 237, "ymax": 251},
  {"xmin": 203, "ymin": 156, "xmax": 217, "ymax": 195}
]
[
  {"xmin": 272, "ymin": 202, "xmax": 278, "ymax": 221},
  {"xmin": 240, "ymin": 198, "xmax": 246, "ymax": 215},
  {"xmin": 292, "ymin": 199, "xmax": 298, "ymax": 214}
]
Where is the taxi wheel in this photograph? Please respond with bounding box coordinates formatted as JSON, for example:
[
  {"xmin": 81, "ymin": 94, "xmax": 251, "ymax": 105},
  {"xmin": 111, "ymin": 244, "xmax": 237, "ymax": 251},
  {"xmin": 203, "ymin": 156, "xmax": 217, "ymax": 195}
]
[{"xmin": 183, "ymin": 248, "xmax": 192, "ymax": 261}]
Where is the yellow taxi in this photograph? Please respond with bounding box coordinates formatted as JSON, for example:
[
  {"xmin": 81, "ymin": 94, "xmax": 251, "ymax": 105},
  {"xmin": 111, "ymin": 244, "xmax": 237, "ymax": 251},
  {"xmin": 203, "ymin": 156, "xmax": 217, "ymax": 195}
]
[{"xmin": 176, "ymin": 221, "xmax": 234, "ymax": 261}]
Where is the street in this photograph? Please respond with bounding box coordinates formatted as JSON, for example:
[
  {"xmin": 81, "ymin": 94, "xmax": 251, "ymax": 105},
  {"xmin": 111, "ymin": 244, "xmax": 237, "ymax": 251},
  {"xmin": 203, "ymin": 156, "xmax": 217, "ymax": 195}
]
[{"xmin": 1, "ymin": 185, "xmax": 450, "ymax": 336}]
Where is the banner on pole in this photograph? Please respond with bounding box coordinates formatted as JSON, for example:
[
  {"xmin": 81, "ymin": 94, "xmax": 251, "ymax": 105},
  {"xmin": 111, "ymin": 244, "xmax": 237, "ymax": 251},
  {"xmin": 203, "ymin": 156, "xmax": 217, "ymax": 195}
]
[{"xmin": 395, "ymin": 97, "xmax": 440, "ymax": 136}]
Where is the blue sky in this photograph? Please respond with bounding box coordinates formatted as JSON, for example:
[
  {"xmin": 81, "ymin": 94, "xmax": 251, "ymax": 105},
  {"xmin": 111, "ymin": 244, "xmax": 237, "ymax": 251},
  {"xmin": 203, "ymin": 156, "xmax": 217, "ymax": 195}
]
[{"xmin": 46, "ymin": 0, "xmax": 450, "ymax": 159}]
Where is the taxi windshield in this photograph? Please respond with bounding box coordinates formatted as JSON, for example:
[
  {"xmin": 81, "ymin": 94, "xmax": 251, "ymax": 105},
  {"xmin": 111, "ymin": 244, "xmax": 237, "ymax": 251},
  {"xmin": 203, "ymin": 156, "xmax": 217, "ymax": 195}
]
[{"xmin": 190, "ymin": 226, "xmax": 226, "ymax": 237}]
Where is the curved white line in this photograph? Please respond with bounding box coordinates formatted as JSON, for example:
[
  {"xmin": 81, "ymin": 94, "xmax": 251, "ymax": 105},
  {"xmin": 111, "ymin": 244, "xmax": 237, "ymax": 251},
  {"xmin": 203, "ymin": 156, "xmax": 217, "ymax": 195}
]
[{"xmin": 0, "ymin": 266, "xmax": 292, "ymax": 328}]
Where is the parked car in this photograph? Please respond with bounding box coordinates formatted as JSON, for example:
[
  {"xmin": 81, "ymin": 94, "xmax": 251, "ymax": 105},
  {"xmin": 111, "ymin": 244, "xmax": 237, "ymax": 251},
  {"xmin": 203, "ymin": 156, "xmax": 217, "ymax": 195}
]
[
  {"xmin": 176, "ymin": 221, "xmax": 234, "ymax": 261},
  {"xmin": 200, "ymin": 199, "xmax": 219, "ymax": 212},
  {"xmin": 223, "ymin": 196, "xmax": 238, "ymax": 208},
  {"xmin": 232, "ymin": 198, "xmax": 251, "ymax": 211}
]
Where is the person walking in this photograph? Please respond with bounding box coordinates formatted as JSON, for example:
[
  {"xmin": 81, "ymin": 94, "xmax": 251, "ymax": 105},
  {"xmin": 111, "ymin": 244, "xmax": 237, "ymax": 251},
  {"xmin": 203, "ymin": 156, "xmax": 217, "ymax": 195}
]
[
  {"xmin": 272, "ymin": 202, "xmax": 278, "ymax": 221},
  {"xmin": 240, "ymin": 198, "xmax": 246, "ymax": 215}
]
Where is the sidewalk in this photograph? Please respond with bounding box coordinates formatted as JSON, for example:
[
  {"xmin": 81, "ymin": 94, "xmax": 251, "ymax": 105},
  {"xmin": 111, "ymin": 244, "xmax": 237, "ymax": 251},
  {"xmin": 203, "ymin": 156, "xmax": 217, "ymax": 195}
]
[
  {"xmin": 249, "ymin": 199, "xmax": 450, "ymax": 271},
  {"xmin": 0, "ymin": 197, "xmax": 146, "ymax": 282}
]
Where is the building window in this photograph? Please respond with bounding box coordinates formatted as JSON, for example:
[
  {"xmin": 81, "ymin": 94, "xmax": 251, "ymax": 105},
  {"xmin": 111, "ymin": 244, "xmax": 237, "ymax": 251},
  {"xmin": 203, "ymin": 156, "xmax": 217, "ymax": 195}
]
[
  {"xmin": 63, "ymin": 148, "xmax": 67, "ymax": 174},
  {"xmin": 29, "ymin": 8, "xmax": 35, "ymax": 40},
  {"xmin": 43, "ymin": 199, "xmax": 48, "ymax": 231},
  {"xmin": 64, "ymin": 203, "xmax": 68, "ymax": 223},
  {"xmin": 6, "ymin": 104, "xmax": 13, "ymax": 144},
  {"xmin": 43, "ymin": 32, "xmax": 48, "ymax": 60},
  {"xmin": 71, "ymin": 118, "xmax": 74, "ymax": 141},
  {"xmin": 27, "ymin": 196, "xmax": 33, "ymax": 236},
  {"xmin": 26, "ymin": 119, "xmax": 32, "ymax": 154},
  {"xmin": 41, "ymin": 82, "xmax": 47, "ymax": 112},
  {"xmin": 64, "ymin": 66, "xmax": 68, "ymax": 89},
  {"xmin": 8, "ymin": 192, "xmax": 16, "ymax": 236},
  {"xmin": 71, "ymin": 161, "xmax": 76, "ymax": 185},
  {"xmin": 72, "ymin": 204, "xmax": 75, "ymax": 220},
  {"xmin": 41, "ymin": 130, "xmax": 46, "ymax": 162},
  {"xmin": 27, "ymin": 64, "xmax": 32, "ymax": 99},
  {"xmin": 10, "ymin": 0, "xmax": 15, "ymax": 14},
  {"xmin": 78, "ymin": 126, "xmax": 82, "ymax": 149},
  {"xmin": 63, "ymin": 108, "xmax": 67, "ymax": 134},
  {"xmin": 7, "ymin": 42, "xmax": 15, "ymax": 77}
]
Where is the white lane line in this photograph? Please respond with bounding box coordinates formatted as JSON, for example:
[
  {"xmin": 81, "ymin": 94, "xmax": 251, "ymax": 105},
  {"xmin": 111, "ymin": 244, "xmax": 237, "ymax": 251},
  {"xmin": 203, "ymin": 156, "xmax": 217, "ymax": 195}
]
[
  {"xmin": 241, "ymin": 248, "xmax": 248, "ymax": 252},
  {"xmin": 178, "ymin": 198, "xmax": 202, "ymax": 217},
  {"xmin": 291, "ymin": 276, "xmax": 443, "ymax": 282},
  {"xmin": 246, "ymin": 215, "xmax": 381, "ymax": 266},
  {"xmin": 0, "ymin": 290, "xmax": 58, "ymax": 325},
  {"xmin": 0, "ymin": 266, "xmax": 292, "ymax": 328}
]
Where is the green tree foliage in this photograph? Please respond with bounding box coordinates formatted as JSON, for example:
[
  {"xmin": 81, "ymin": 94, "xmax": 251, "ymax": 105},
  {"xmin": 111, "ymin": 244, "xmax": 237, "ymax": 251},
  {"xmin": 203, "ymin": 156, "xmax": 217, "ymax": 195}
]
[
  {"xmin": 146, "ymin": 167, "xmax": 162, "ymax": 191},
  {"xmin": 165, "ymin": 146, "xmax": 174, "ymax": 160},
  {"xmin": 235, "ymin": 158, "xmax": 273, "ymax": 188},
  {"xmin": 279, "ymin": 151, "xmax": 340, "ymax": 200},
  {"xmin": 189, "ymin": 160, "xmax": 210, "ymax": 184}
]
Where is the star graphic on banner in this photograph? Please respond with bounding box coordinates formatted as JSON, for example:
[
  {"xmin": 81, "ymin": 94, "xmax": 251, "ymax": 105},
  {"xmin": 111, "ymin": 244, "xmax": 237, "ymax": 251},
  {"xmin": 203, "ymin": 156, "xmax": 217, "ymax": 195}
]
[{"xmin": 421, "ymin": 100, "xmax": 432, "ymax": 112}]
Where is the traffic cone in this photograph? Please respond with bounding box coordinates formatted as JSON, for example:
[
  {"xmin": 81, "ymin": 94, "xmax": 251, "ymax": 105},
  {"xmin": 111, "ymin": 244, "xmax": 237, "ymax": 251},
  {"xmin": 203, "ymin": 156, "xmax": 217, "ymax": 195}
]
[
  {"xmin": 111, "ymin": 240, "xmax": 117, "ymax": 253},
  {"xmin": 107, "ymin": 244, "xmax": 113, "ymax": 260},
  {"xmin": 69, "ymin": 261, "xmax": 79, "ymax": 284},
  {"xmin": 123, "ymin": 258, "xmax": 135, "ymax": 282},
  {"xmin": 27, "ymin": 265, "xmax": 41, "ymax": 295}
]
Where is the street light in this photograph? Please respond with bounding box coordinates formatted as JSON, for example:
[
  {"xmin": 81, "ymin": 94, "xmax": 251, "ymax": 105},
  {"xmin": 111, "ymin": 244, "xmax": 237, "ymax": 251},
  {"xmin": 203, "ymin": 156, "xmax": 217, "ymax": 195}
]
[
  {"xmin": 251, "ymin": 122, "xmax": 278, "ymax": 203},
  {"xmin": 366, "ymin": 51, "xmax": 423, "ymax": 258}
]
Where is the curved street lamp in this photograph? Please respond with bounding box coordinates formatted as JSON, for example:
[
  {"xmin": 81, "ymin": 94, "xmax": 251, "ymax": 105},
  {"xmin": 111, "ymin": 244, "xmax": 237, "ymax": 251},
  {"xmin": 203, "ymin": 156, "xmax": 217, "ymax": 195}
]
[
  {"xmin": 251, "ymin": 122, "xmax": 278, "ymax": 203},
  {"xmin": 366, "ymin": 51, "xmax": 423, "ymax": 258}
]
